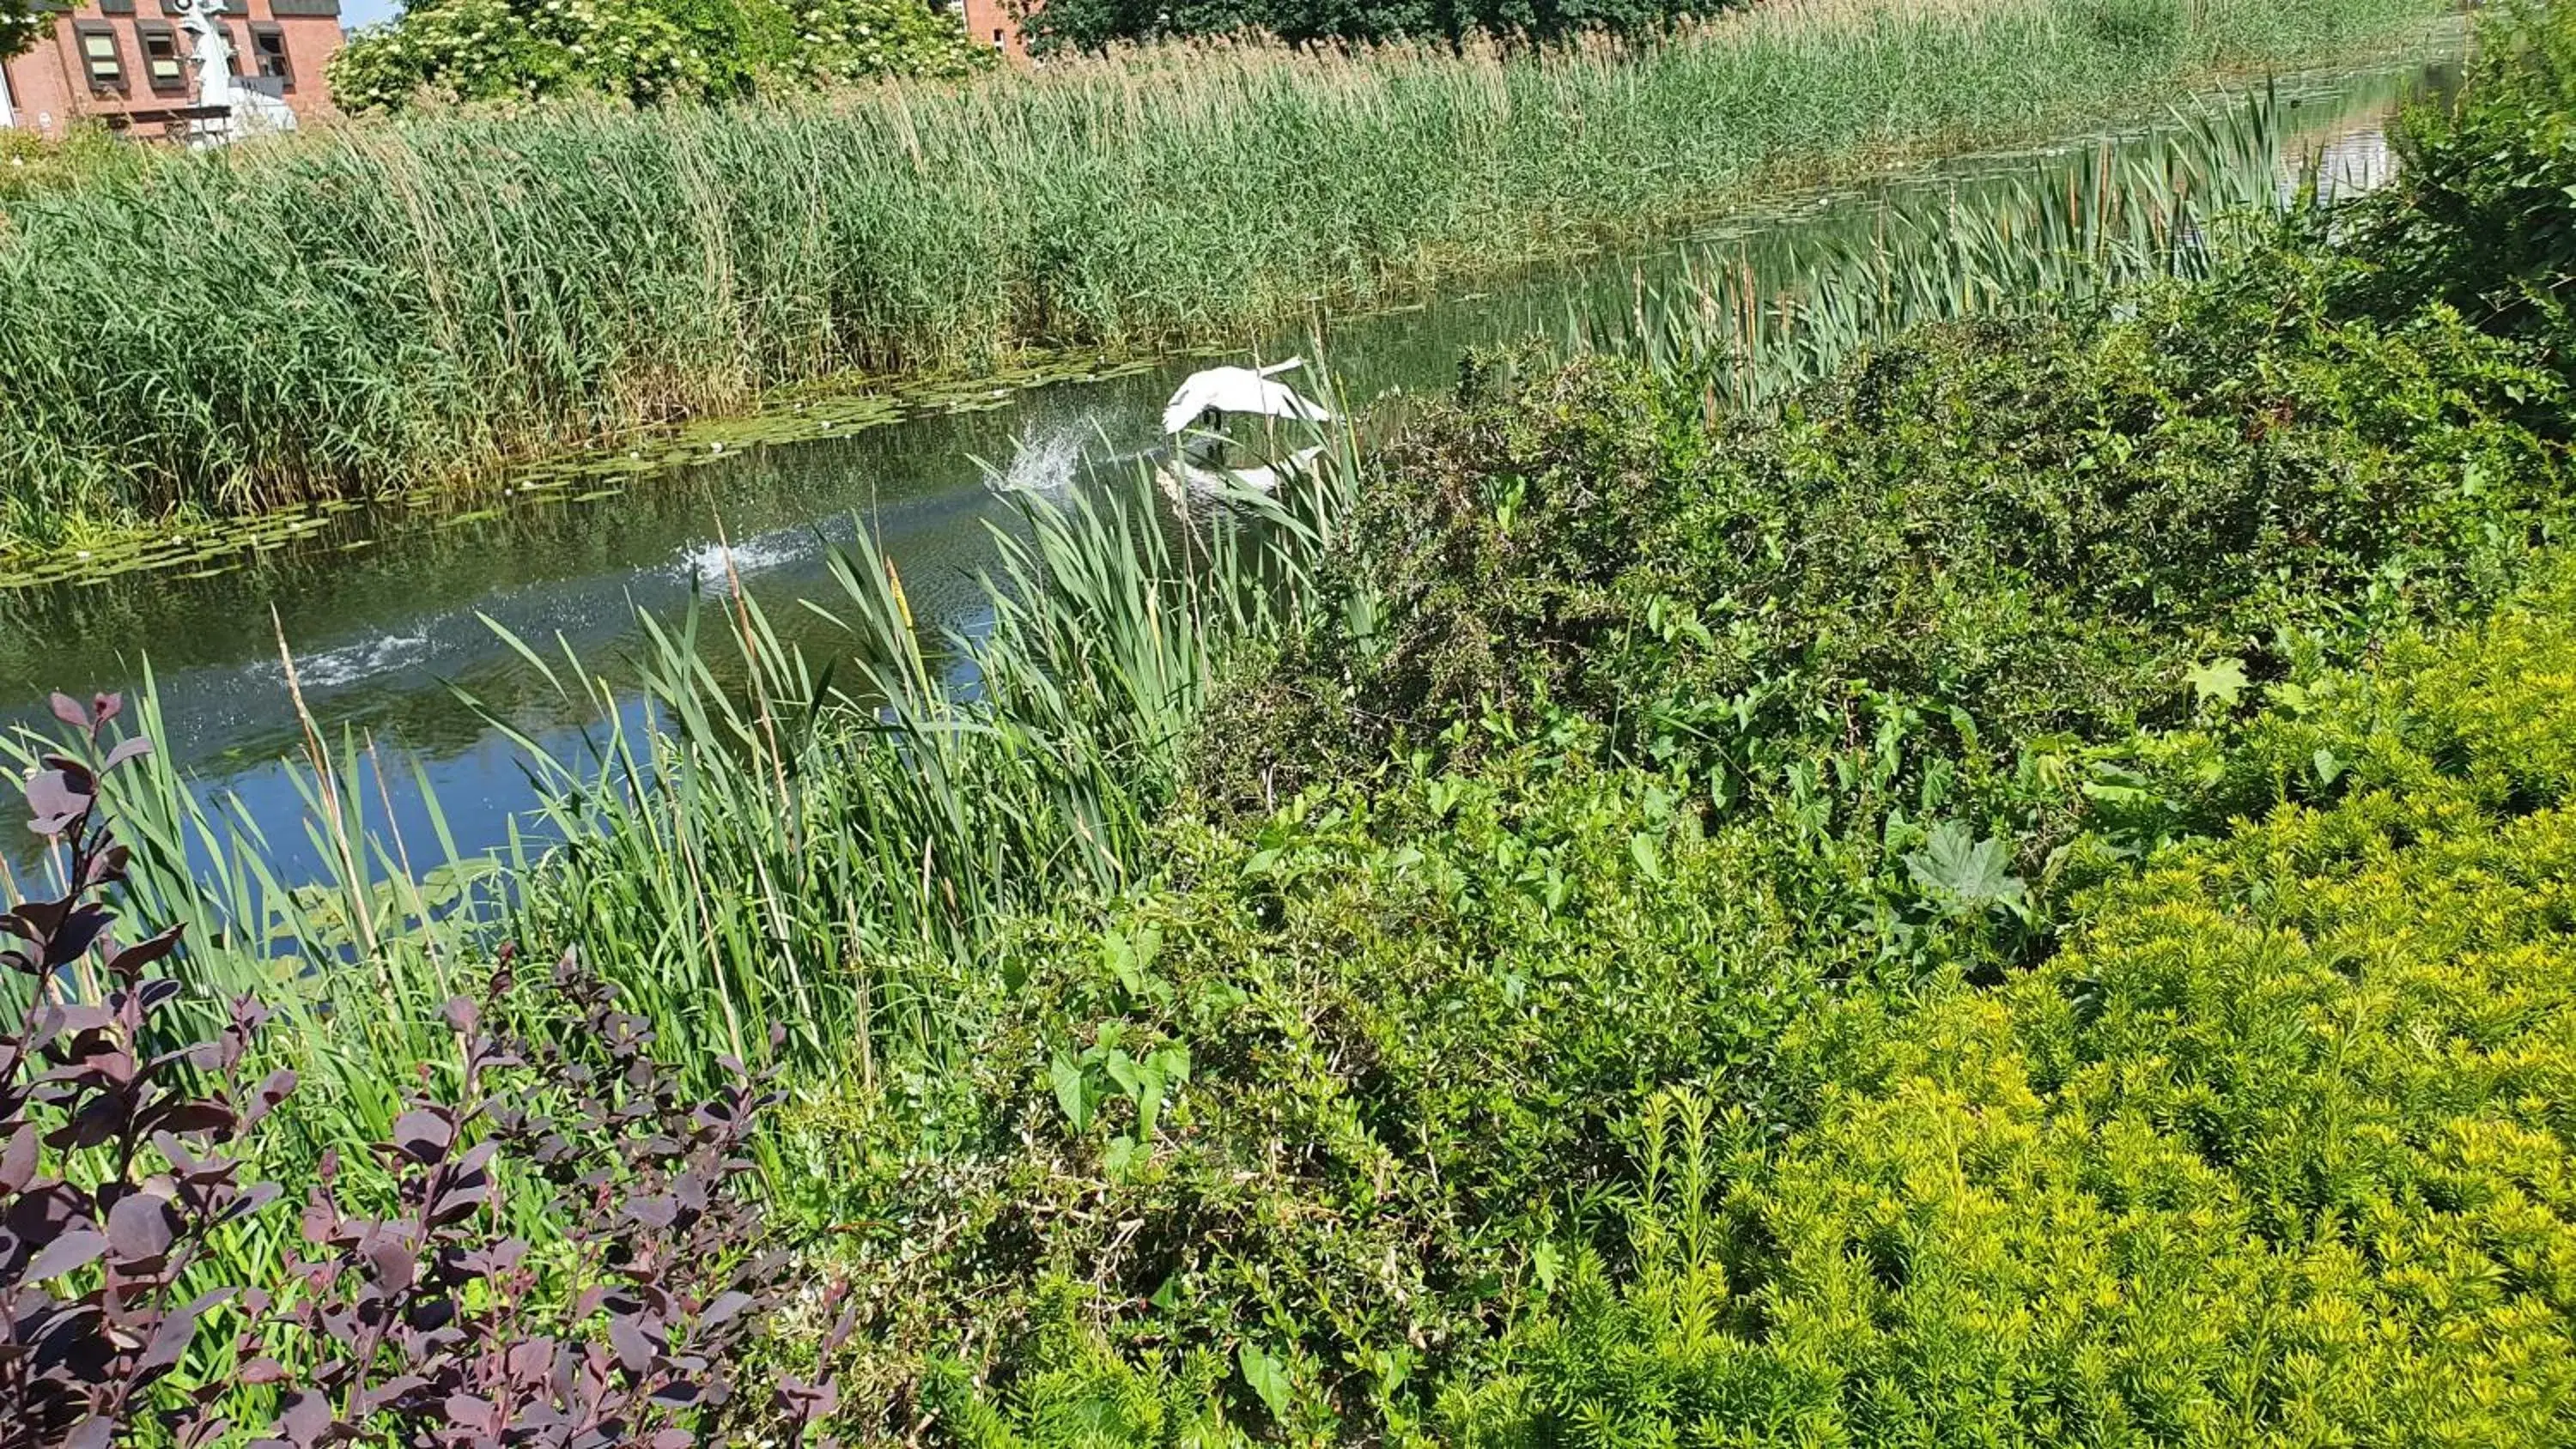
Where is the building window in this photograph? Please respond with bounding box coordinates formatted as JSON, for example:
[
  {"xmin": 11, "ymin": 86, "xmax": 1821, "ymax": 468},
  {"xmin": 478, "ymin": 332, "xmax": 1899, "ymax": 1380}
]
[
  {"xmin": 75, "ymin": 25, "xmax": 126, "ymax": 94},
  {"xmin": 248, "ymin": 22, "xmax": 290, "ymax": 87},
  {"xmin": 992, "ymin": 27, "xmax": 1004, "ymax": 47},
  {"xmin": 100, "ymin": 0, "xmax": 137, "ymax": 15},
  {"xmin": 137, "ymin": 22, "xmax": 186, "ymax": 93}
]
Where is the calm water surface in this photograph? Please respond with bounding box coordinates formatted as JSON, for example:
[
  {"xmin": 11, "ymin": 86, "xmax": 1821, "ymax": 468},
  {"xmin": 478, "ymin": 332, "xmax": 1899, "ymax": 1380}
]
[{"xmin": 0, "ymin": 60, "xmax": 2443, "ymax": 879}]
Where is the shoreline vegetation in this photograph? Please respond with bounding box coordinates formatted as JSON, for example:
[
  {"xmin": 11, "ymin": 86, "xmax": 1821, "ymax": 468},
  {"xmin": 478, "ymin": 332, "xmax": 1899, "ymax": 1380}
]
[
  {"xmin": 15, "ymin": 0, "xmax": 2576, "ymax": 1442},
  {"xmin": 0, "ymin": 0, "xmax": 2446, "ymax": 558}
]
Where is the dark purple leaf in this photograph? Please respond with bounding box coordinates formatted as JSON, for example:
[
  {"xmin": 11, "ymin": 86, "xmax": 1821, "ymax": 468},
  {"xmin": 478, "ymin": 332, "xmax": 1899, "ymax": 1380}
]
[
  {"xmin": 64, "ymin": 1419, "xmax": 113, "ymax": 1449},
  {"xmin": 93, "ymin": 693, "xmax": 122, "ymax": 727},
  {"xmin": 36, "ymin": 1001, "xmax": 112, "ymax": 1038},
  {"xmin": 102, "ymin": 736, "xmax": 151, "ymax": 773},
  {"xmin": 49, "ymin": 692, "xmax": 88, "ymax": 730},
  {"xmin": 608, "ymin": 1314, "xmax": 659, "ymax": 1375},
  {"xmin": 444, "ymin": 1394, "xmax": 499, "ymax": 1435},
  {"xmin": 625, "ymin": 1195, "xmax": 678, "ymax": 1230},
  {"xmin": 429, "ymin": 1182, "xmax": 486, "ymax": 1228},
  {"xmin": 440, "ymin": 997, "xmax": 478, "ymax": 1035},
  {"xmin": 361, "ymin": 1234, "xmax": 418, "ymax": 1294},
  {"xmin": 41, "ymin": 904, "xmax": 112, "ymax": 968},
  {"xmin": 138, "ymin": 1288, "xmax": 234, "ymax": 1376},
  {"xmin": 24, "ymin": 1227, "xmax": 107, "ymax": 1279},
  {"xmin": 505, "ymin": 1337, "xmax": 559, "ymax": 1382},
  {"xmin": 244, "ymin": 1068, "xmax": 296, "ymax": 1129},
  {"xmin": 81, "ymin": 842, "xmax": 131, "ymax": 889},
  {"xmin": 0, "ymin": 1124, "xmax": 37, "ymax": 1195},
  {"xmin": 457, "ymin": 1236, "xmax": 528, "ymax": 1277},
  {"xmin": 275, "ymin": 1391, "xmax": 332, "ymax": 1447},
  {"xmin": 299, "ymin": 1191, "xmax": 337, "ymax": 1245},
  {"xmin": 46, "ymin": 1091, "xmax": 129, "ymax": 1151},
  {"xmin": 106, "ymin": 925, "xmax": 185, "ymax": 977},
  {"xmin": 24, "ymin": 766, "xmax": 93, "ymax": 835},
  {"xmin": 7, "ymin": 1179, "xmax": 84, "ymax": 1239},
  {"xmin": 701, "ymin": 1290, "xmax": 756, "ymax": 1329},
  {"xmin": 138, "ymin": 1100, "xmax": 236, "ymax": 1139},
  {"xmin": 220, "ymin": 1182, "xmax": 284, "ymax": 1228},
  {"xmin": 391, "ymin": 1108, "xmax": 455, "ymax": 1165},
  {"xmin": 106, "ymin": 1191, "xmax": 178, "ymax": 1263}
]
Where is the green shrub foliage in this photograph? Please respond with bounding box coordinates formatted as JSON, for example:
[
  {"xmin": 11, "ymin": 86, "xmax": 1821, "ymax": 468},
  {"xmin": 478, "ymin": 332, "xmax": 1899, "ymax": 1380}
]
[
  {"xmin": 1206, "ymin": 242, "xmax": 2572, "ymax": 836},
  {"xmin": 809, "ymin": 10, "xmax": 2576, "ymax": 1434},
  {"xmin": 327, "ymin": 0, "xmax": 986, "ymax": 112},
  {"xmin": 0, "ymin": 0, "xmax": 44, "ymax": 62},
  {"xmin": 1454, "ymin": 567, "xmax": 2576, "ymax": 1446},
  {"xmin": 2343, "ymin": 0, "xmax": 2576, "ymax": 361},
  {"xmin": 1025, "ymin": 0, "xmax": 1698, "ymax": 51}
]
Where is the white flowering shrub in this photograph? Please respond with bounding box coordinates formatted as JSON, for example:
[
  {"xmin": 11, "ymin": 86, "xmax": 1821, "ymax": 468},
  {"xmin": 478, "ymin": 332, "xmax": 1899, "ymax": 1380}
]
[{"xmin": 327, "ymin": 0, "xmax": 985, "ymax": 112}]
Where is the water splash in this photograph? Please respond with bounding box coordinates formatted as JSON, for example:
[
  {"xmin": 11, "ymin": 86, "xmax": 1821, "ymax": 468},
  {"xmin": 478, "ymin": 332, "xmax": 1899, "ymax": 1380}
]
[
  {"xmin": 290, "ymin": 632, "xmax": 433, "ymax": 689},
  {"xmin": 673, "ymin": 532, "xmax": 802, "ymax": 581},
  {"xmin": 987, "ymin": 423, "xmax": 1088, "ymax": 494}
]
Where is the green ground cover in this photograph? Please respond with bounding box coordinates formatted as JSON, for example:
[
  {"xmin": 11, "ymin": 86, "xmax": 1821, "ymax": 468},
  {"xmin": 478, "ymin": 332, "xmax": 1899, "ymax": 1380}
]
[
  {"xmin": 13, "ymin": 2, "xmax": 2576, "ymax": 1443},
  {"xmin": 756, "ymin": 10, "xmax": 2576, "ymax": 1433}
]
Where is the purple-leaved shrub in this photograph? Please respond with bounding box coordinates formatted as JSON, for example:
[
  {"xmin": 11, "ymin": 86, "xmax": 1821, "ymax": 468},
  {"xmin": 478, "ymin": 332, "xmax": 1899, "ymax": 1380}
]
[{"xmin": 1, "ymin": 695, "xmax": 851, "ymax": 1448}]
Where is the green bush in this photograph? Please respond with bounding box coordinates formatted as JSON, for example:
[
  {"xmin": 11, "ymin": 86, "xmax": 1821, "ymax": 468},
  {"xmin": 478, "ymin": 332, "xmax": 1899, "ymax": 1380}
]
[
  {"xmin": 808, "ymin": 293, "xmax": 2576, "ymax": 1440},
  {"xmin": 1210, "ymin": 239, "xmax": 2572, "ymax": 827},
  {"xmin": 2342, "ymin": 0, "xmax": 2576, "ymax": 359},
  {"xmin": 833, "ymin": 42, "xmax": 2576, "ymax": 1422},
  {"xmin": 1454, "ymin": 555, "xmax": 2576, "ymax": 1447},
  {"xmin": 326, "ymin": 0, "xmax": 985, "ymax": 112},
  {"xmin": 1024, "ymin": 0, "xmax": 1701, "ymax": 52},
  {"xmin": 805, "ymin": 743, "xmax": 1888, "ymax": 1437}
]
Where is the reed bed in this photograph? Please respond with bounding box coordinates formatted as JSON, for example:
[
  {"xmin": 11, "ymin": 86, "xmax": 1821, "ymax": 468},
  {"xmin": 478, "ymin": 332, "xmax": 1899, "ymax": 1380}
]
[
  {"xmin": 5, "ymin": 440, "xmax": 1361, "ymax": 1179},
  {"xmin": 0, "ymin": 75, "xmax": 2391, "ymax": 1154},
  {"xmin": 1590, "ymin": 76, "xmax": 2381, "ymax": 402},
  {"xmin": 0, "ymin": 0, "xmax": 2439, "ymax": 548}
]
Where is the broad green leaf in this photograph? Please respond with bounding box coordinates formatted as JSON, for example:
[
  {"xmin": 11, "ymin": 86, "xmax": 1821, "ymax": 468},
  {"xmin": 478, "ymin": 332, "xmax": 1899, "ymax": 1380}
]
[
  {"xmin": 1048, "ymin": 1052, "xmax": 1091, "ymax": 1135},
  {"xmin": 1905, "ymin": 822, "xmax": 2027, "ymax": 915},
  {"xmin": 1239, "ymin": 1343, "xmax": 1293, "ymax": 1422},
  {"xmin": 2186, "ymin": 658, "xmax": 2250, "ymax": 710},
  {"xmin": 1628, "ymin": 832, "xmax": 1665, "ymax": 881}
]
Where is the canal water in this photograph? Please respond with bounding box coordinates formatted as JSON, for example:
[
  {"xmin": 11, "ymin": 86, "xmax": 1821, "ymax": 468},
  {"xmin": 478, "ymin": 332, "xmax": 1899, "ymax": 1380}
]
[{"xmin": 0, "ymin": 58, "xmax": 2441, "ymax": 880}]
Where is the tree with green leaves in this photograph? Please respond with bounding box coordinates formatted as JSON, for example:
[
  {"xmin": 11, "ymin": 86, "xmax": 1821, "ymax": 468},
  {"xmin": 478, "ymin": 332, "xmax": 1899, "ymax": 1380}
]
[
  {"xmin": 3, "ymin": 0, "xmax": 49, "ymax": 63},
  {"xmin": 327, "ymin": 0, "xmax": 986, "ymax": 112},
  {"xmin": 1023, "ymin": 0, "xmax": 1708, "ymax": 52}
]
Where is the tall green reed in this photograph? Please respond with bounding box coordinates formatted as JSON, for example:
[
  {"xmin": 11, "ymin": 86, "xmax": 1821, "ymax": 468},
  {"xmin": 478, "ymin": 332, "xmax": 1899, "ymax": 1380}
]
[
  {"xmin": 2, "ymin": 408, "xmax": 1360, "ymax": 1123},
  {"xmin": 0, "ymin": 0, "xmax": 2443, "ymax": 547},
  {"xmin": 1586, "ymin": 77, "xmax": 2385, "ymax": 404}
]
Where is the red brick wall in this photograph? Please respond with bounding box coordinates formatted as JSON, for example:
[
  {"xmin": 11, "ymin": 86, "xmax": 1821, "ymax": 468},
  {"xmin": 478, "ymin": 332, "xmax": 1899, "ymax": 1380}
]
[
  {"xmin": 960, "ymin": 0, "xmax": 1025, "ymax": 59},
  {"xmin": 2, "ymin": 0, "xmax": 341, "ymax": 137}
]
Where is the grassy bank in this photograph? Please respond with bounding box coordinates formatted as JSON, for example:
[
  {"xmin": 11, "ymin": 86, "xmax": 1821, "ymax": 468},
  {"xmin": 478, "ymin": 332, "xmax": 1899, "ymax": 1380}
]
[
  {"xmin": 15, "ymin": 1, "xmax": 2576, "ymax": 1442},
  {"xmin": 0, "ymin": 0, "xmax": 2443, "ymax": 552}
]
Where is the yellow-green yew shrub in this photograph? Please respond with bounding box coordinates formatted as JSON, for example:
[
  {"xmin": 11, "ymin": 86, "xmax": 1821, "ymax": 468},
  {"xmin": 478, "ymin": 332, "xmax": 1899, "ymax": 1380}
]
[{"xmin": 1456, "ymin": 563, "xmax": 2576, "ymax": 1446}]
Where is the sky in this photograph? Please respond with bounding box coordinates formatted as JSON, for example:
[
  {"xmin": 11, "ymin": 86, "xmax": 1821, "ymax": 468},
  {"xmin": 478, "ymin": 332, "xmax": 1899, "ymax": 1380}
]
[{"xmin": 342, "ymin": 0, "xmax": 401, "ymax": 29}]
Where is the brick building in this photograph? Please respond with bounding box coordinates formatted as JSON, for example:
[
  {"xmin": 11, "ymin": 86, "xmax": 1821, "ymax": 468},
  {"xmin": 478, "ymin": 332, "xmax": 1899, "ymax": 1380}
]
[
  {"xmin": 0, "ymin": 0, "xmax": 342, "ymax": 138},
  {"xmin": 958, "ymin": 0, "xmax": 1025, "ymax": 58}
]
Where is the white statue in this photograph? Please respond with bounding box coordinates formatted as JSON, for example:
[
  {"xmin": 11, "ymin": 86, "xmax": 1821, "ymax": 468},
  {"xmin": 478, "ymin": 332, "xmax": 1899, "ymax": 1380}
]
[{"xmin": 173, "ymin": 0, "xmax": 296, "ymax": 144}]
